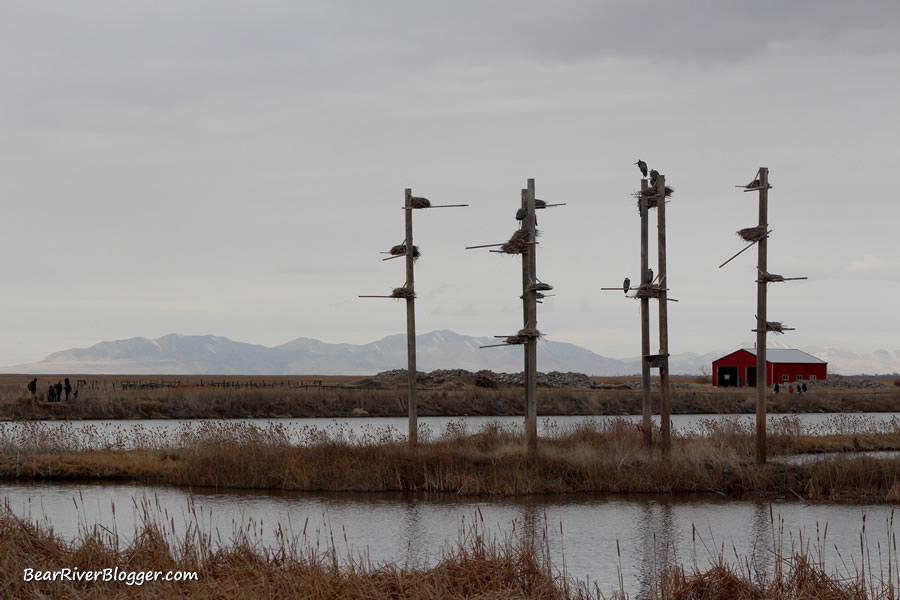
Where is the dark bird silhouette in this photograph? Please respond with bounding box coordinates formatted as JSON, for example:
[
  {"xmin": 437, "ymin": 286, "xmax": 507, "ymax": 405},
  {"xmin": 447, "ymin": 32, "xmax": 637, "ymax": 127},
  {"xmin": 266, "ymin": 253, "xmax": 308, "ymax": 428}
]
[
  {"xmin": 635, "ymin": 160, "xmax": 648, "ymax": 177},
  {"xmin": 623, "ymin": 277, "xmax": 631, "ymax": 294},
  {"xmin": 647, "ymin": 268, "xmax": 653, "ymax": 284},
  {"xmin": 516, "ymin": 207, "xmax": 526, "ymax": 221},
  {"xmin": 649, "ymin": 170, "xmax": 660, "ymax": 186}
]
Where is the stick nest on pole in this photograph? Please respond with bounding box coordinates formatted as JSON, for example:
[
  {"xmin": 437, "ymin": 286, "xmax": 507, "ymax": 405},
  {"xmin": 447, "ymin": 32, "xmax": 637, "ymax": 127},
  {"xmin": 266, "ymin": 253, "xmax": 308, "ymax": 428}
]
[
  {"xmin": 737, "ymin": 226, "xmax": 767, "ymax": 243},
  {"xmin": 391, "ymin": 287, "xmax": 416, "ymax": 299},
  {"xmin": 501, "ymin": 229, "xmax": 539, "ymax": 254},
  {"xmin": 517, "ymin": 328, "xmax": 542, "ymax": 338},
  {"xmin": 390, "ymin": 244, "xmax": 420, "ymax": 260},
  {"xmin": 528, "ymin": 282, "xmax": 553, "ymax": 292},
  {"xmin": 634, "ymin": 284, "xmax": 664, "ymax": 299},
  {"xmin": 759, "ymin": 271, "xmax": 785, "ymax": 283},
  {"xmin": 766, "ymin": 321, "xmax": 787, "ymax": 334},
  {"xmin": 633, "ymin": 186, "xmax": 674, "ymax": 210},
  {"xmin": 410, "ymin": 197, "xmax": 431, "ymax": 209}
]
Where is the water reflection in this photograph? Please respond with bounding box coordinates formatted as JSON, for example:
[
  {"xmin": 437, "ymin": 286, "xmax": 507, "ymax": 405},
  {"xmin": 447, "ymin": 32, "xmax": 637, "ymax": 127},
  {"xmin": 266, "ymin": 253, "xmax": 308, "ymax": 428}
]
[{"xmin": 1, "ymin": 482, "xmax": 893, "ymax": 598}]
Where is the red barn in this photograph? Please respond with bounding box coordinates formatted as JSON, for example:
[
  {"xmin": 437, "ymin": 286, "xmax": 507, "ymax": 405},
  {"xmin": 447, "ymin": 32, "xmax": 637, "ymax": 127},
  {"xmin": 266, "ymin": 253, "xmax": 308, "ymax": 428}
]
[{"xmin": 712, "ymin": 348, "xmax": 827, "ymax": 388}]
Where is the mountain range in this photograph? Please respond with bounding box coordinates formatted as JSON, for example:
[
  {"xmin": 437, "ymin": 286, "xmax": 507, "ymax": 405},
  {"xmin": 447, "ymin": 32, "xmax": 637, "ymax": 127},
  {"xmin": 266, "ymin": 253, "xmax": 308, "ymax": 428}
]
[{"xmin": 3, "ymin": 331, "xmax": 898, "ymax": 376}]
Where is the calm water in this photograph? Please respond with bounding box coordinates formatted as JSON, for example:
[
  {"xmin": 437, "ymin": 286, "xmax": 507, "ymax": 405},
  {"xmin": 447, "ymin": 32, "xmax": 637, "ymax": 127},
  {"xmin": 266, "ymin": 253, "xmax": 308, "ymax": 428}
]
[
  {"xmin": 2, "ymin": 481, "xmax": 896, "ymax": 597},
  {"xmin": 3, "ymin": 413, "xmax": 898, "ymax": 449}
]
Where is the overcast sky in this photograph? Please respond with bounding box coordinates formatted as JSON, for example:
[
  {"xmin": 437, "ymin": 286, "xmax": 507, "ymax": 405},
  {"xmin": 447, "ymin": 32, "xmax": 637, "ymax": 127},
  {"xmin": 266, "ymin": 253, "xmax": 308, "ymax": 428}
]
[{"xmin": 1, "ymin": 1, "xmax": 899, "ymax": 366}]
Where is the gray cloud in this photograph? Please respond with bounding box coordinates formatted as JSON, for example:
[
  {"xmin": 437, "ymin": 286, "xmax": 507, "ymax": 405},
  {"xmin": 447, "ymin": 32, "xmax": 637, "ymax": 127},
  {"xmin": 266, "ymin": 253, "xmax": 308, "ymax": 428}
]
[
  {"xmin": 1, "ymin": 1, "xmax": 899, "ymax": 366},
  {"xmin": 3, "ymin": 1, "xmax": 898, "ymax": 110}
]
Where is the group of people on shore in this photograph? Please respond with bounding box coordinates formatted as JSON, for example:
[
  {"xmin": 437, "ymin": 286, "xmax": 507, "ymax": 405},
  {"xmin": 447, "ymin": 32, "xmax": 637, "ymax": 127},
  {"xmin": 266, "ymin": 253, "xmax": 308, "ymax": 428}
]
[
  {"xmin": 774, "ymin": 382, "xmax": 808, "ymax": 395},
  {"xmin": 26, "ymin": 377, "xmax": 76, "ymax": 402}
]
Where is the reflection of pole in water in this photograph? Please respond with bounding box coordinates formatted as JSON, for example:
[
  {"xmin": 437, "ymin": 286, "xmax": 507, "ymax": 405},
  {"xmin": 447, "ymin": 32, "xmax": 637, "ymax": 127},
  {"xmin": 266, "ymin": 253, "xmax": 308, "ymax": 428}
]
[
  {"xmin": 749, "ymin": 501, "xmax": 773, "ymax": 577},
  {"xmin": 634, "ymin": 500, "xmax": 680, "ymax": 598},
  {"xmin": 518, "ymin": 501, "xmax": 555, "ymax": 576},
  {"xmin": 401, "ymin": 496, "xmax": 424, "ymax": 567}
]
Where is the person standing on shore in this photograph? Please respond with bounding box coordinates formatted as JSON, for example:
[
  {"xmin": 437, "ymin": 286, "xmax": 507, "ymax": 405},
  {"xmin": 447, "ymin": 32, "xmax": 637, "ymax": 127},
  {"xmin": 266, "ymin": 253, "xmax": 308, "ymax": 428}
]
[
  {"xmin": 64, "ymin": 378, "xmax": 72, "ymax": 402},
  {"xmin": 54, "ymin": 381, "xmax": 63, "ymax": 402},
  {"xmin": 27, "ymin": 378, "xmax": 37, "ymax": 397}
]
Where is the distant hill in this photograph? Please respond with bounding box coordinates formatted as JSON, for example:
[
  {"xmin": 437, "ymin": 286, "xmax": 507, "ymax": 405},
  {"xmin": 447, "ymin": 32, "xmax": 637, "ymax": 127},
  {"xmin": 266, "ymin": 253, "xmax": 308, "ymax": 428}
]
[
  {"xmin": 4, "ymin": 331, "xmax": 895, "ymax": 375},
  {"xmin": 5, "ymin": 331, "xmax": 639, "ymax": 376}
]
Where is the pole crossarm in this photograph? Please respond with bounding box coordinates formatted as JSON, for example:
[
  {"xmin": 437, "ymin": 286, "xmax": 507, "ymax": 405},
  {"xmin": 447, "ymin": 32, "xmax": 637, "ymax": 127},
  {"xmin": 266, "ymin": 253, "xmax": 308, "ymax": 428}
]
[
  {"xmin": 718, "ymin": 231, "xmax": 772, "ymax": 269},
  {"xmin": 403, "ymin": 204, "xmax": 469, "ymax": 209},
  {"xmin": 465, "ymin": 243, "xmax": 506, "ymax": 250}
]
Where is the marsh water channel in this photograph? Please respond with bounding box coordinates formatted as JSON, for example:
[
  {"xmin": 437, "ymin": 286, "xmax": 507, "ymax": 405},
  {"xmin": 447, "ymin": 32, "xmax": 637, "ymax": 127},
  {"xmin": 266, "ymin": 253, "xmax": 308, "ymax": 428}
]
[
  {"xmin": 2, "ymin": 481, "xmax": 897, "ymax": 598},
  {"xmin": 3, "ymin": 413, "xmax": 900, "ymax": 595}
]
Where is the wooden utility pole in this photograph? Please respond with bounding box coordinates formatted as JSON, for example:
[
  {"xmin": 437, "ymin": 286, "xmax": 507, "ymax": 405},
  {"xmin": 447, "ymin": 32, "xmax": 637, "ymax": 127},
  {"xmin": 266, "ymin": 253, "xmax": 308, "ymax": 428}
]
[
  {"xmin": 404, "ymin": 188, "xmax": 418, "ymax": 447},
  {"xmin": 656, "ymin": 174, "xmax": 671, "ymax": 460},
  {"xmin": 359, "ymin": 190, "xmax": 467, "ymax": 448},
  {"xmin": 524, "ymin": 178, "xmax": 538, "ymax": 455},
  {"xmin": 755, "ymin": 168, "xmax": 769, "ymax": 464},
  {"xmin": 470, "ymin": 179, "xmax": 563, "ymax": 455},
  {"xmin": 720, "ymin": 167, "xmax": 805, "ymax": 464},
  {"xmin": 639, "ymin": 178, "xmax": 652, "ymax": 448}
]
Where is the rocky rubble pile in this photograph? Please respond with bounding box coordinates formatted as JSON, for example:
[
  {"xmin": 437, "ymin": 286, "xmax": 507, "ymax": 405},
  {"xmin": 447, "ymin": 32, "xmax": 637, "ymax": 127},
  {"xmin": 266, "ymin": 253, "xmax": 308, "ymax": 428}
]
[{"xmin": 371, "ymin": 369, "xmax": 596, "ymax": 388}]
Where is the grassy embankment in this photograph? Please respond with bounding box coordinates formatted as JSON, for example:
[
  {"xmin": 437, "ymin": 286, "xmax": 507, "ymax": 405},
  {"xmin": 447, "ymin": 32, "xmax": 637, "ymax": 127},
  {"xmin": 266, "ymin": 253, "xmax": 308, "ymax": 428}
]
[
  {"xmin": 4, "ymin": 417, "xmax": 900, "ymax": 500},
  {"xmin": 1, "ymin": 374, "xmax": 898, "ymax": 420},
  {"xmin": 1, "ymin": 502, "xmax": 893, "ymax": 599}
]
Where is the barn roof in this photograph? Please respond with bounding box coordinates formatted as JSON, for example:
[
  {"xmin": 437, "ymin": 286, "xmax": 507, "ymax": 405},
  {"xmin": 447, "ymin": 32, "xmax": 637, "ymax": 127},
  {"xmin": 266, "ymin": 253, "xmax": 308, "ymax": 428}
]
[{"xmin": 742, "ymin": 348, "xmax": 827, "ymax": 364}]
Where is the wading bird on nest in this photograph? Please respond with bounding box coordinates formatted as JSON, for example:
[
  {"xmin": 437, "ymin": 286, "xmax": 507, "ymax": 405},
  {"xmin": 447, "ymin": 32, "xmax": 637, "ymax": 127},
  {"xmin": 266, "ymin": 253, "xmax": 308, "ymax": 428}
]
[
  {"xmin": 649, "ymin": 170, "xmax": 660, "ymax": 187},
  {"xmin": 623, "ymin": 277, "xmax": 630, "ymax": 294}
]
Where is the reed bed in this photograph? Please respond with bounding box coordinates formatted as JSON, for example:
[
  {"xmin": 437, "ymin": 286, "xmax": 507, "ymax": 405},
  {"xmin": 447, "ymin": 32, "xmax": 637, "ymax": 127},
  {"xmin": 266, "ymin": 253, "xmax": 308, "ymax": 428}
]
[
  {"xmin": 0, "ymin": 501, "xmax": 585, "ymax": 599},
  {"xmin": 3, "ymin": 499, "xmax": 898, "ymax": 599},
  {"xmin": 4, "ymin": 417, "xmax": 900, "ymax": 500},
  {"xmin": 2, "ymin": 382, "xmax": 899, "ymax": 421}
]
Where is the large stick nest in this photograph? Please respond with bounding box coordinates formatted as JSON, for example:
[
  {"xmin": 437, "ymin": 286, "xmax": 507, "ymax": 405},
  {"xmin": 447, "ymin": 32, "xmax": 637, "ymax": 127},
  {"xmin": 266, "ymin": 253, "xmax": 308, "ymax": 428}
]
[
  {"xmin": 517, "ymin": 328, "xmax": 542, "ymax": 338},
  {"xmin": 501, "ymin": 229, "xmax": 539, "ymax": 254},
  {"xmin": 766, "ymin": 321, "xmax": 787, "ymax": 334},
  {"xmin": 390, "ymin": 244, "xmax": 421, "ymax": 260},
  {"xmin": 759, "ymin": 271, "xmax": 785, "ymax": 283},
  {"xmin": 391, "ymin": 287, "xmax": 415, "ymax": 299},
  {"xmin": 632, "ymin": 186, "xmax": 675, "ymax": 210},
  {"xmin": 410, "ymin": 196, "xmax": 431, "ymax": 209},
  {"xmin": 505, "ymin": 329, "xmax": 542, "ymax": 345},
  {"xmin": 737, "ymin": 226, "xmax": 767, "ymax": 243},
  {"xmin": 528, "ymin": 282, "xmax": 553, "ymax": 292},
  {"xmin": 634, "ymin": 284, "xmax": 664, "ymax": 299}
]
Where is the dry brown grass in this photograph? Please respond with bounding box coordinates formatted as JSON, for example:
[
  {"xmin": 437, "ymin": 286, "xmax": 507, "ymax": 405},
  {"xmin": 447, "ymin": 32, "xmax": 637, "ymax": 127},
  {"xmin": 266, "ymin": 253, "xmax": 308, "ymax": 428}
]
[
  {"xmin": 3, "ymin": 376, "xmax": 899, "ymax": 421},
  {"xmin": 4, "ymin": 418, "xmax": 900, "ymax": 501},
  {"xmin": 0, "ymin": 503, "xmax": 587, "ymax": 599},
  {"xmin": 2, "ymin": 500, "xmax": 895, "ymax": 599}
]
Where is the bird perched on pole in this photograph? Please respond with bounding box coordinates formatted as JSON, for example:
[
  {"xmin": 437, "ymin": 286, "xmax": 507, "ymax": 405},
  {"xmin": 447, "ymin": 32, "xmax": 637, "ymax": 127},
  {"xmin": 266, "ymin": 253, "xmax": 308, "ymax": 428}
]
[
  {"xmin": 649, "ymin": 170, "xmax": 660, "ymax": 187},
  {"xmin": 516, "ymin": 207, "xmax": 526, "ymax": 222},
  {"xmin": 635, "ymin": 160, "xmax": 648, "ymax": 178},
  {"xmin": 647, "ymin": 268, "xmax": 653, "ymax": 284},
  {"xmin": 623, "ymin": 277, "xmax": 630, "ymax": 294}
]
